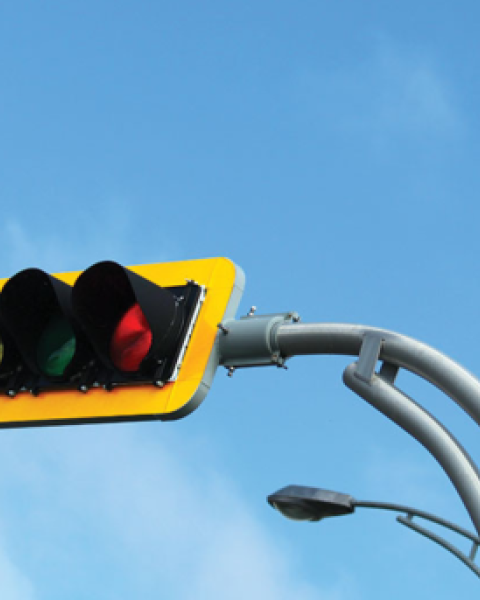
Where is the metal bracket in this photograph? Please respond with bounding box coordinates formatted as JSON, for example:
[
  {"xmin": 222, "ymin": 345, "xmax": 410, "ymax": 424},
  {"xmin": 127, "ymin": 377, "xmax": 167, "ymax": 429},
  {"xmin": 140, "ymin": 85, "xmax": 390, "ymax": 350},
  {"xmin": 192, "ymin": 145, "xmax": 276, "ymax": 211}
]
[
  {"xmin": 219, "ymin": 312, "xmax": 300, "ymax": 370},
  {"xmin": 355, "ymin": 333, "xmax": 383, "ymax": 383},
  {"xmin": 379, "ymin": 361, "xmax": 400, "ymax": 384}
]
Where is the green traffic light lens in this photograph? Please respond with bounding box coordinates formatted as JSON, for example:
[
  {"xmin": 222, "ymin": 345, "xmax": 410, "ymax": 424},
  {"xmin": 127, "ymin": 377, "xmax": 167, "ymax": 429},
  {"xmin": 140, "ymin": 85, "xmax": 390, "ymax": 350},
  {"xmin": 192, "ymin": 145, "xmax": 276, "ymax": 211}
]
[{"xmin": 37, "ymin": 316, "xmax": 76, "ymax": 377}]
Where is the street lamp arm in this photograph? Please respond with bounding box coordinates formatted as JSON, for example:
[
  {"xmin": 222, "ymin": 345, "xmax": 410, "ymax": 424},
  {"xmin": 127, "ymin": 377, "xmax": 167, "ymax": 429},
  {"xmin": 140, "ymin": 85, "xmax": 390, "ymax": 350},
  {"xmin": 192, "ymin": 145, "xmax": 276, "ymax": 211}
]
[
  {"xmin": 397, "ymin": 514, "xmax": 480, "ymax": 578},
  {"xmin": 268, "ymin": 484, "xmax": 480, "ymax": 578},
  {"xmin": 352, "ymin": 499, "xmax": 480, "ymax": 578},
  {"xmin": 354, "ymin": 499, "xmax": 480, "ymax": 543}
]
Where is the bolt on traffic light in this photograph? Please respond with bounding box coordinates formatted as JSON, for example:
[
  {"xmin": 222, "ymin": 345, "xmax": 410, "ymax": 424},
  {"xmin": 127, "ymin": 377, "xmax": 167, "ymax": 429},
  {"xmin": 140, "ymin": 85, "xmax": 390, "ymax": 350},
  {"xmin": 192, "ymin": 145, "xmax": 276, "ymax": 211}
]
[{"xmin": 0, "ymin": 257, "xmax": 244, "ymax": 428}]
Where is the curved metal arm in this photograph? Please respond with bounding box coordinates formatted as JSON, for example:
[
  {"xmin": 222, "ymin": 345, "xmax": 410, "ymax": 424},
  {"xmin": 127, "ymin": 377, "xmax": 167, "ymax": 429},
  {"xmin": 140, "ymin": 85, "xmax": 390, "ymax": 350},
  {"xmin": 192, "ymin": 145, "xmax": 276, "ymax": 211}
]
[
  {"xmin": 343, "ymin": 364, "xmax": 480, "ymax": 536},
  {"xmin": 275, "ymin": 323, "xmax": 480, "ymax": 426},
  {"xmin": 219, "ymin": 317, "xmax": 480, "ymax": 540}
]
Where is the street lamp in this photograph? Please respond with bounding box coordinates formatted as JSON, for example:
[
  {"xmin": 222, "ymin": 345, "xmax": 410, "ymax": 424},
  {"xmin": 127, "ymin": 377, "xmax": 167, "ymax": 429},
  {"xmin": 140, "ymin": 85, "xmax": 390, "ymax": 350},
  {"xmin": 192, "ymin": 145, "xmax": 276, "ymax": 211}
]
[
  {"xmin": 268, "ymin": 484, "xmax": 480, "ymax": 578},
  {"xmin": 267, "ymin": 484, "xmax": 354, "ymax": 521}
]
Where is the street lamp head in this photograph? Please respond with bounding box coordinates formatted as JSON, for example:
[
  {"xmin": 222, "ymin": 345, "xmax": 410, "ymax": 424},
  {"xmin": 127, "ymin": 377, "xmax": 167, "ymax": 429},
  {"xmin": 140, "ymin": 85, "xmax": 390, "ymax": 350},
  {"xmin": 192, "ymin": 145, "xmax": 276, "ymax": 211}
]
[{"xmin": 267, "ymin": 485, "xmax": 355, "ymax": 522}]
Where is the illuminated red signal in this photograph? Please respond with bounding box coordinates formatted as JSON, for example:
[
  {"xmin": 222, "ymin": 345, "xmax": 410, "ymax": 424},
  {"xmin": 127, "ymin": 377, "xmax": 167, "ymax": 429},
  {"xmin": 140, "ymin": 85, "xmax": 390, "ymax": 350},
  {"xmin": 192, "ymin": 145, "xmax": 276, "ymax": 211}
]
[
  {"xmin": 110, "ymin": 303, "xmax": 152, "ymax": 372},
  {"xmin": 72, "ymin": 260, "xmax": 199, "ymax": 384}
]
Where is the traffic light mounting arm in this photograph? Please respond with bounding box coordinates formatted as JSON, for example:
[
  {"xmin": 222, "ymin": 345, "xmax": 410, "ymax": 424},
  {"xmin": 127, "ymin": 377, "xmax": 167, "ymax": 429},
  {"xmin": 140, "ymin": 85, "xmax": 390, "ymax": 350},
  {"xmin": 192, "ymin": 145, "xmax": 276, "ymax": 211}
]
[{"xmin": 218, "ymin": 315, "xmax": 480, "ymax": 538}]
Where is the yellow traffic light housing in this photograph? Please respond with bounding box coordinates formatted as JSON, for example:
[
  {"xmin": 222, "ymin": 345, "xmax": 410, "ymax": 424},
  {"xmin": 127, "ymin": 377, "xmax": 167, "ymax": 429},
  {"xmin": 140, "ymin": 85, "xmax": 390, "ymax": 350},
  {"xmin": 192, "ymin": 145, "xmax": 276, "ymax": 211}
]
[{"xmin": 0, "ymin": 257, "xmax": 244, "ymax": 428}]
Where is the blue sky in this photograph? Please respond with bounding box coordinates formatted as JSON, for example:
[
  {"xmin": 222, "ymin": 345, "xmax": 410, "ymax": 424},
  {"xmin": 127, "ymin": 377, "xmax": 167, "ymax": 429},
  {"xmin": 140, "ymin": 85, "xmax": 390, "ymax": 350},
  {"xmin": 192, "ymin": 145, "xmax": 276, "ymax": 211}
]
[{"xmin": 0, "ymin": 1, "xmax": 479, "ymax": 597}]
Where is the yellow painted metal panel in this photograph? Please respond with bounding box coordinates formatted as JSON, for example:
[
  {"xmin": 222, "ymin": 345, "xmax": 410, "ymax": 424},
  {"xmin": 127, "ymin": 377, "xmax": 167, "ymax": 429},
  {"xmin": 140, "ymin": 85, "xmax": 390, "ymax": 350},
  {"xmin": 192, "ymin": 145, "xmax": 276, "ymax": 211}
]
[{"xmin": 0, "ymin": 257, "xmax": 240, "ymax": 427}]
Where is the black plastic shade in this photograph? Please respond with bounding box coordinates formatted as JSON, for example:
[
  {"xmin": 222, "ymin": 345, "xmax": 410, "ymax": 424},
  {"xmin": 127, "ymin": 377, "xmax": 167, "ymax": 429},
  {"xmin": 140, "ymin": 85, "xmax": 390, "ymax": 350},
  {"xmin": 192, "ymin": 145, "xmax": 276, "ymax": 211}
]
[
  {"xmin": 72, "ymin": 261, "xmax": 190, "ymax": 378},
  {"xmin": 0, "ymin": 268, "xmax": 91, "ymax": 381}
]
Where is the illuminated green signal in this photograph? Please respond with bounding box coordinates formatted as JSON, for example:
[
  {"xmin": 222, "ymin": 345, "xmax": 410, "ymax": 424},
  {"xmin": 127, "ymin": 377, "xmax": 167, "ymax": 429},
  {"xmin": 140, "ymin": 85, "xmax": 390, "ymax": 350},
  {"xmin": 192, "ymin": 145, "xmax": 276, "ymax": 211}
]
[{"xmin": 37, "ymin": 316, "xmax": 76, "ymax": 377}]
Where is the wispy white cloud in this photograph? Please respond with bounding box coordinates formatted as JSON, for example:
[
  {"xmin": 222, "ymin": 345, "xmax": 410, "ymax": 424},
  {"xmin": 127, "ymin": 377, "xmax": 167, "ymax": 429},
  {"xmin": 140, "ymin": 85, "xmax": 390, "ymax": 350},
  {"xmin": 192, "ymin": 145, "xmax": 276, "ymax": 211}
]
[
  {"xmin": 3, "ymin": 221, "xmax": 37, "ymax": 271},
  {"xmin": 0, "ymin": 543, "xmax": 36, "ymax": 600},
  {"xmin": 1, "ymin": 198, "xmax": 170, "ymax": 275},
  {"xmin": 366, "ymin": 42, "xmax": 462, "ymax": 136},
  {"xmin": 0, "ymin": 426, "xmax": 353, "ymax": 600},
  {"xmin": 360, "ymin": 444, "xmax": 472, "ymax": 529},
  {"xmin": 297, "ymin": 37, "xmax": 463, "ymax": 142}
]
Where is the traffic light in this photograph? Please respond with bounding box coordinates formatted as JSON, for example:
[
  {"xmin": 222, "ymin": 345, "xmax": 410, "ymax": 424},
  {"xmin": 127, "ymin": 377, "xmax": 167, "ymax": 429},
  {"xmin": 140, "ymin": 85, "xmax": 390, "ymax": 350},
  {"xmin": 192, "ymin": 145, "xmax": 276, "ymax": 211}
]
[{"xmin": 0, "ymin": 258, "xmax": 244, "ymax": 428}]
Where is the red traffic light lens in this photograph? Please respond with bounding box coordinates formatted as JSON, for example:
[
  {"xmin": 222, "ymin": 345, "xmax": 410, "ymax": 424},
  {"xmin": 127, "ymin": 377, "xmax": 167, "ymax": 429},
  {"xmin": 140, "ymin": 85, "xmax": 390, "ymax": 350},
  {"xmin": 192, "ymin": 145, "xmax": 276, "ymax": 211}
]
[{"xmin": 110, "ymin": 303, "xmax": 152, "ymax": 372}]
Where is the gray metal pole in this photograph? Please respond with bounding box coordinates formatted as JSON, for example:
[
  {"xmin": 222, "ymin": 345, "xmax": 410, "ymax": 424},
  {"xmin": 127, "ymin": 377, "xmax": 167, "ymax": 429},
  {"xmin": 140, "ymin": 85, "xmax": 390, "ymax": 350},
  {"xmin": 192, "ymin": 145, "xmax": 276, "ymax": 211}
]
[
  {"xmin": 343, "ymin": 364, "xmax": 480, "ymax": 535},
  {"xmin": 218, "ymin": 315, "xmax": 480, "ymax": 537},
  {"xmin": 274, "ymin": 323, "xmax": 480, "ymax": 426}
]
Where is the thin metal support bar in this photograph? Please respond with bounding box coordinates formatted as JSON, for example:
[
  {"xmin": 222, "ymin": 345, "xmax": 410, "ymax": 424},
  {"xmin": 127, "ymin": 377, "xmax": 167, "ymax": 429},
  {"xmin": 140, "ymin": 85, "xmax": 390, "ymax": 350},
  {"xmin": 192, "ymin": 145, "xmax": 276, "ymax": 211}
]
[{"xmin": 471, "ymin": 542, "xmax": 479, "ymax": 561}]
